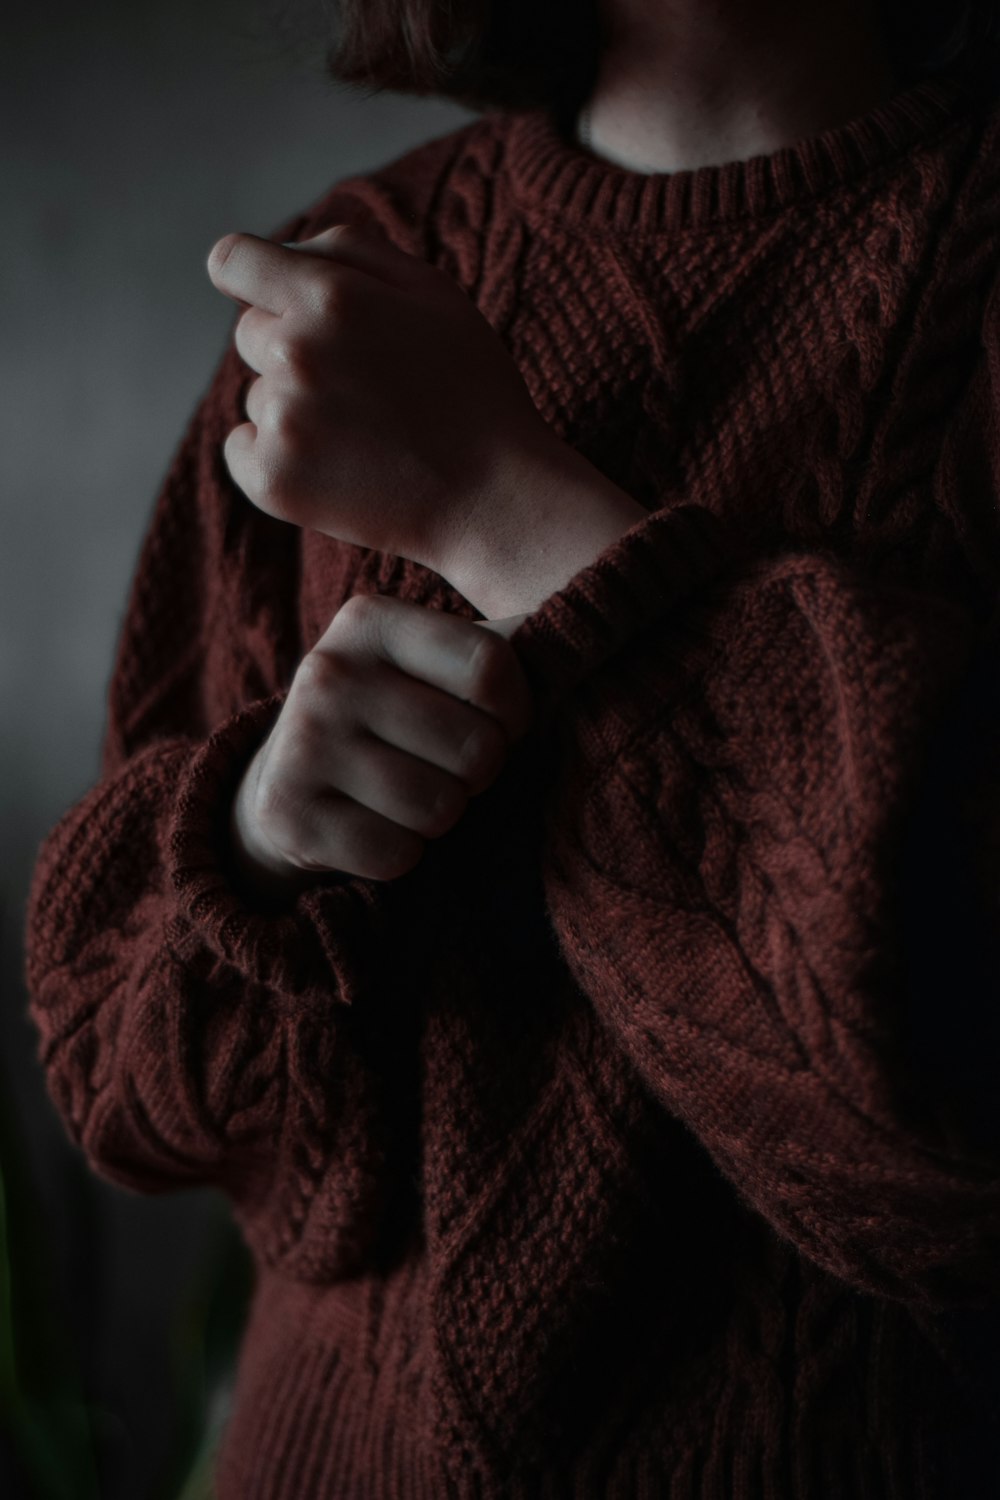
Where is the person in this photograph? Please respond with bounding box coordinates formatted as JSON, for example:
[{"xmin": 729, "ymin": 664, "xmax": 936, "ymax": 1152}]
[{"xmin": 22, "ymin": 0, "xmax": 1000, "ymax": 1493}]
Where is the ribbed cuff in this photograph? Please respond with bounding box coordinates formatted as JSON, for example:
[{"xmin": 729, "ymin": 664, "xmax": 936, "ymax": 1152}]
[
  {"xmin": 506, "ymin": 503, "xmax": 745, "ymax": 740},
  {"xmin": 163, "ymin": 692, "xmax": 392, "ymax": 1011}
]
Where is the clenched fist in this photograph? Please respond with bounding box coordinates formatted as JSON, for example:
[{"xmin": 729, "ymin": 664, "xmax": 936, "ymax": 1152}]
[{"xmin": 229, "ymin": 597, "xmax": 534, "ymax": 897}]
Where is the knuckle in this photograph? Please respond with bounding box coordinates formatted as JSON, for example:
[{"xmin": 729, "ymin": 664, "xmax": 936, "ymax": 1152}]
[
  {"xmin": 255, "ymin": 761, "xmax": 336, "ymax": 874},
  {"xmin": 311, "ymin": 269, "xmax": 345, "ymax": 320},
  {"xmin": 266, "ymin": 789, "xmax": 327, "ymax": 870},
  {"xmin": 339, "ymin": 590, "xmax": 379, "ymax": 623},
  {"xmin": 293, "ymin": 650, "xmax": 347, "ymax": 712},
  {"xmin": 255, "ymin": 774, "xmax": 300, "ymax": 846},
  {"xmin": 267, "ymin": 335, "xmax": 311, "ymax": 380},
  {"xmin": 334, "ymin": 590, "xmax": 383, "ymax": 647}
]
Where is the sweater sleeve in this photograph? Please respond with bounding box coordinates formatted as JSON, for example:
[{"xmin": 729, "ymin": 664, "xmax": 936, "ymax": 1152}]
[
  {"xmin": 507, "ymin": 500, "xmax": 1000, "ymax": 1312},
  {"xmin": 22, "ymin": 226, "xmax": 400, "ymax": 1276}
]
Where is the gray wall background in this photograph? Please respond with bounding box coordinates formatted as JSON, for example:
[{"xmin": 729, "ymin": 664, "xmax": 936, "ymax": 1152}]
[{"xmin": 3, "ymin": 3, "xmax": 475, "ymax": 1494}]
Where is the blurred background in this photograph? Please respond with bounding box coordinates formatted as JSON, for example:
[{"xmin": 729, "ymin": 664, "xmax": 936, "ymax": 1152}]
[{"xmin": 2, "ymin": 2, "xmax": 475, "ymax": 1494}]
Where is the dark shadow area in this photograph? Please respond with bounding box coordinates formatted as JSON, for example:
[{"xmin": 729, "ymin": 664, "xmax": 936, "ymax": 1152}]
[{"xmin": 3, "ymin": 3, "xmax": 473, "ymax": 1494}]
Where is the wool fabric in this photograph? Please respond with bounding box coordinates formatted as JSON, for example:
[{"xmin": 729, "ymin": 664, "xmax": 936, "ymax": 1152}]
[{"xmin": 22, "ymin": 52, "xmax": 1000, "ymax": 1498}]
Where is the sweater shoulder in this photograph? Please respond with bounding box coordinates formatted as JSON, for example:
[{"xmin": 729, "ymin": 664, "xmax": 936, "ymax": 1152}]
[{"xmin": 280, "ymin": 112, "xmax": 506, "ymax": 265}]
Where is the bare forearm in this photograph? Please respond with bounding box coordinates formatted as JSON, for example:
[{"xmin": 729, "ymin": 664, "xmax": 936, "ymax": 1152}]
[{"xmin": 442, "ymin": 439, "xmax": 648, "ymax": 620}]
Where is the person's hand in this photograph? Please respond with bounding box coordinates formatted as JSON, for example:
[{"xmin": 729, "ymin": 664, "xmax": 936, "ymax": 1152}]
[
  {"xmin": 206, "ymin": 224, "xmax": 561, "ymax": 578},
  {"xmin": 230, "ymin": 597, "xmax": 534, "ymax": 891}
]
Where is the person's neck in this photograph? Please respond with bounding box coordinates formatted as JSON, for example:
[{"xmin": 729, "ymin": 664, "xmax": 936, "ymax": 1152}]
[{"xmin": 581, "ymin": 0, "xmax": 904, "ymax": 173}]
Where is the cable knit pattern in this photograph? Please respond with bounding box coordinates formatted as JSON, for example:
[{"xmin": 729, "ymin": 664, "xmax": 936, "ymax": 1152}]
[{"xmin": 22, "ymin": 50, "xmax": 1000, "ymax": 1497}]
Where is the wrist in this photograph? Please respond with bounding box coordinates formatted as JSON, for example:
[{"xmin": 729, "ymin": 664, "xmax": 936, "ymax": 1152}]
[{"xmin": 443, "ymin": 437, "xmax": 648, "ymax": 619}]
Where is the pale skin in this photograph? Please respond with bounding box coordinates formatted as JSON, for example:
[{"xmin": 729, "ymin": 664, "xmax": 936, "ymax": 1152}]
[
  {"xmin": 209, "ymin": 225, "xmax": 643, "ymax": 888},
  {"xmin": 583, "ymin": 0, "xmax": 901, "ymax": 174},
  {"xmin": 209, "ymin": 0, "xmax": 902, "ymax": 889}
]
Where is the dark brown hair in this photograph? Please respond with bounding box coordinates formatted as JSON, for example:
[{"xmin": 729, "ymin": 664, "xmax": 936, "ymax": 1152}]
[{"xmin": 322, "ymin": 0, "xmax": 1000, "ymax": 116}]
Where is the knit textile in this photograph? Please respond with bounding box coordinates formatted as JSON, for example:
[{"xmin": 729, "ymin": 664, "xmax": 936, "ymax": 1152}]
[{"xmin": 23, "ymin": 51, "xmax": 1000, "ymax": 1498}]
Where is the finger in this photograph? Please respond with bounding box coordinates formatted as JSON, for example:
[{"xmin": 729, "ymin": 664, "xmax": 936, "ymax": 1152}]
[
  {"xmin": 283, "ymin": 222, "xmax": 439, "ymax": 293},
  {"xmin": 208, "ymin": 233, "xmax": 333, "ymax": 317},
  {"xmin": 316, "ymin": 730, "xmax": 470, "ymax": 842},
  {"xmin": 322, "ymin": 596, "xmax": 534, "ymax": 746},
  {"xmin": 274, "ymin": 792, "xmax": 424, "ymax": 883},
  {"xmin": 223, "ymin": 422, "xmax": 265, "ymax": 507},
  {"xmin": 358, "ymin": 663, "xmax": 509, "ymax": 796},
  {"xmin": 233, "ymin": 303, "xmax": 280, "ymax": 375}
]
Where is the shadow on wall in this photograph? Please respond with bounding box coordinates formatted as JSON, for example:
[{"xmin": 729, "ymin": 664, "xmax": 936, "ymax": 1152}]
[
  {"xmin": 3, "ymin": 1, "xmax": 475, "ymax": 1495},
  {"xmin": 0, "ymin": 1007, "xmax": 252, "ymax": 1498}
]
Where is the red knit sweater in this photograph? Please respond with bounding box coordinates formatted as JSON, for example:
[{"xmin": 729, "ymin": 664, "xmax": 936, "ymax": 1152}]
[{"xmin": 22, "ymin": 55, "xmax": 1000, "ymax": 1499}]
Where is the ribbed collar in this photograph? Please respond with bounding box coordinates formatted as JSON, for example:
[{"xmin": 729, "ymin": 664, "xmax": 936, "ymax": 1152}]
[{"xmin": 500, "ymin": 59, "xmax": 999, "ymax": 235}]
